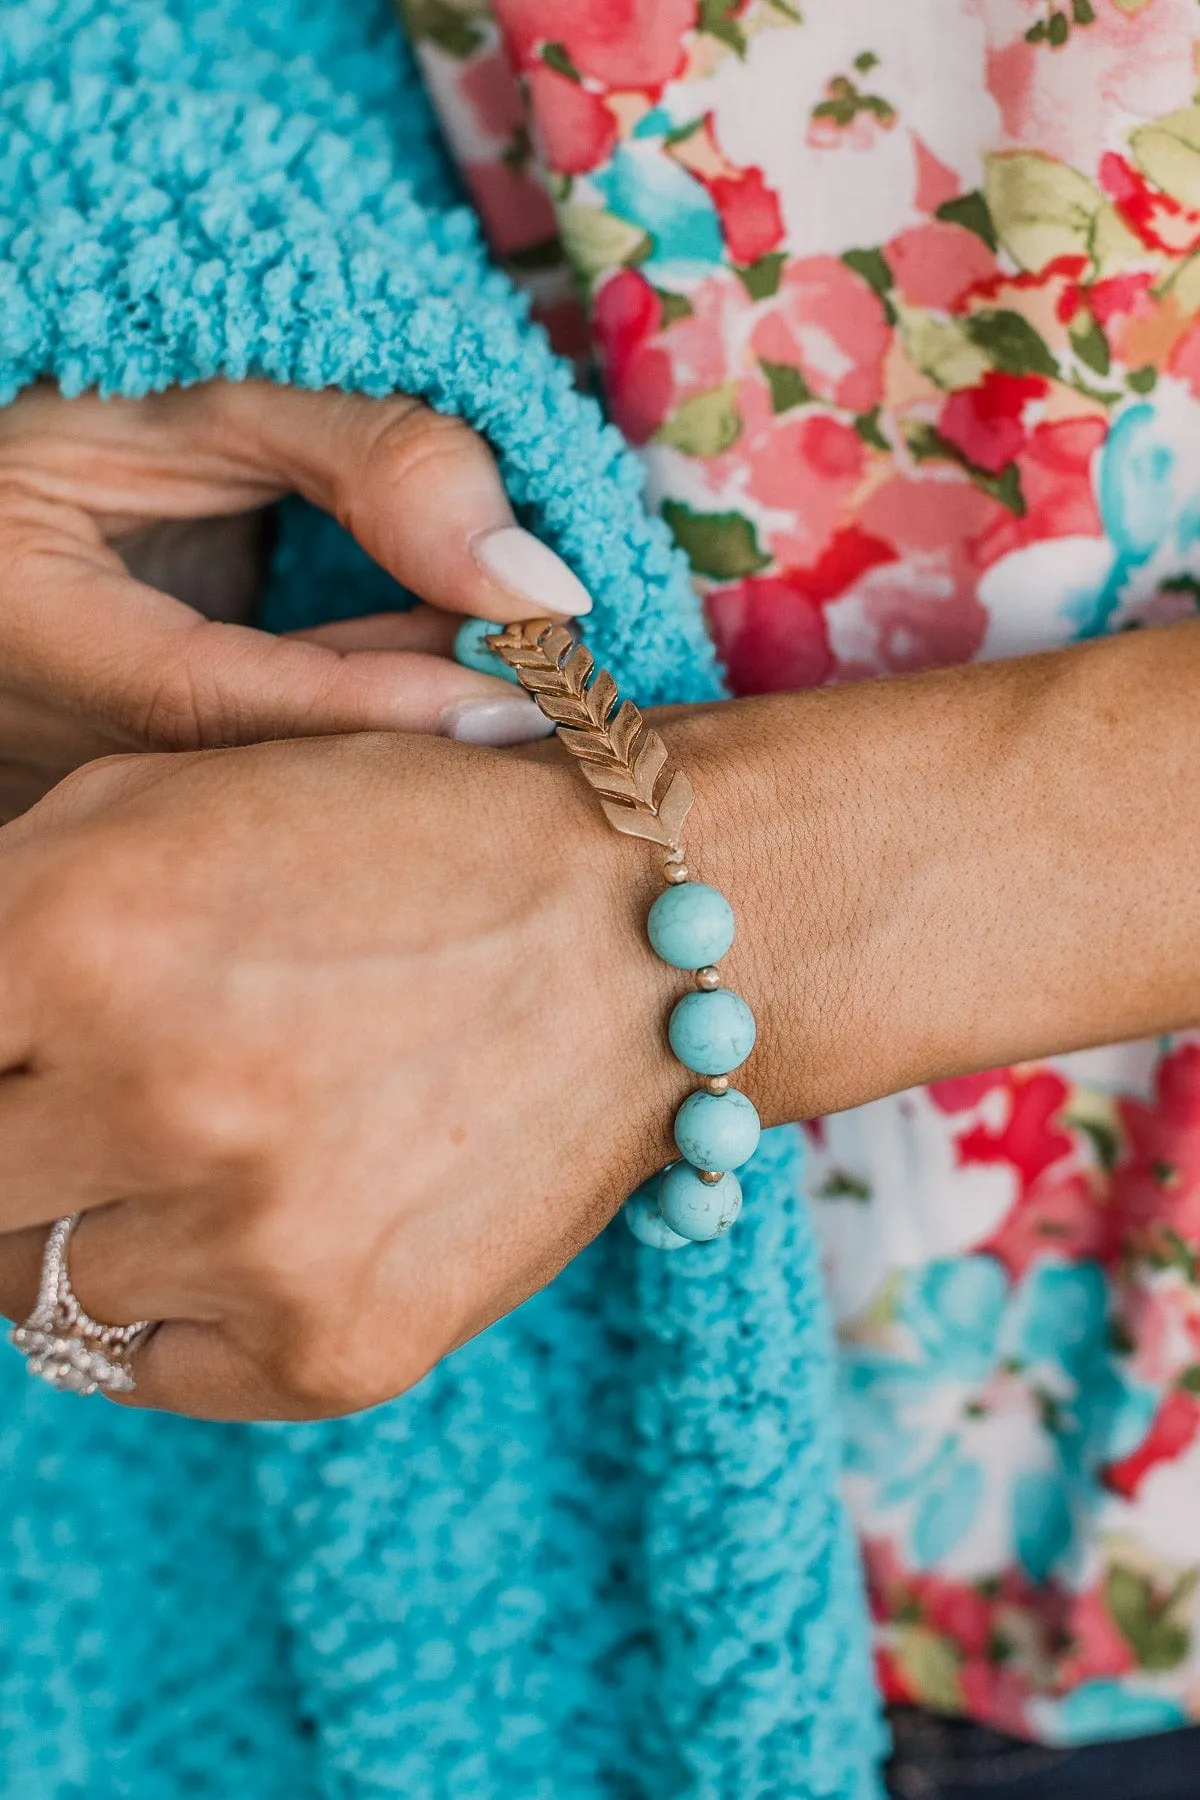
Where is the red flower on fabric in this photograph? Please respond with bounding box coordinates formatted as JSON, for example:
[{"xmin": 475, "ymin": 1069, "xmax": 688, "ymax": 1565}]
[
  {"xmin": 1112, "ymin": 1043, "xmax": 1200, "ymax": 1250},
  {"xmin": 887, "ymin": 221, "xmax": 996, "ymax": 313},
  {"xmin": 706, "ymin": 528, "xmax": 895, "ymax": 695},
  {"xmin": 938, "ymin": 372, "xmax": 1049, "ymax": 477},
  {"xmin": 1103, "ymin": 1388, "xmax": 1200, "ymax": 1500},
  {"xmin": 1099, "ymin": 152, "xmax": 1200, "ymax": 257},
  {"xmin": 591, "ymin": 268, "xmax": 674, "ymax": 443},
  {"xmin": 665, "ymin": 115, "xmax": 785, "ymax": 266},
  {"xmin": 980, "ymin": 1168, "xmax": 1114, "ymax": 1279},
  {"xmin": 953, "ymin": 1069, "xmax": 1074, "ymax": 1192},
  {"xmin": 527, "ymin": 66, "xmax": 617, "ymax": 174},
  {"xmin": 494, "ymin": 0, "xmax": 696, "ymax": 90},
  {"xmin": 751, "ymin": 254, "xmax": 889, "ymax": 413}
]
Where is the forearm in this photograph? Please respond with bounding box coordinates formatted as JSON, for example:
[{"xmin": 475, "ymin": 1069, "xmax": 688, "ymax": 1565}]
[{"xmin": 672, "ymin": 621, "xmax": 1200, "ymax": 1124}]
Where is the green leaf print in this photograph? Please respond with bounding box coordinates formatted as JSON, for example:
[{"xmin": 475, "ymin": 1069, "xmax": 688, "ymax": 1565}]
[
  {"xmin": 893, "ymin": 1626, "xmax": 965, "ymax": 1712},
  {"xmin": 655, "ymin": 386, "xmax": 743, "ymax": 456},
  {"xmin": 759, "ymin": 358, "xmax": 813, "ymax": 414},
  {"xmin": 1128, "ymin": 364, "xmax": 1158, "ymax": 394},
  {"xmin": 902, "ymin": 422, "xmax": 1027, "ymax": 516},
  {"xmin": 935, "ymin": 190, "xmax": 999, "ymax": 253},
  {"xmin": 697, "ymin": 0, "xmax": 748, "ymax": 56},
  {"xmin": 1131, "ymin": 108, "xmax": 1200, "ymax": 210},
  {"xmin": 401, "ymin": 0, "xmax": 488, "ymax": 58},
  {"xmin": 842, "ymin": 247, "xmax": 893, "ymax": 295},
  {"xmin": 661, "ymin": 503, "xmax": 772, "ymax": 579},
  {"xmin": 541, "ymin": 42, "xmax": 582, "ymax": 82},
  {"xmin": 964, "ymin": 309, "xmax": 1059, "ymax": 379},
  {"xmin": 898, "ymin": 306, "xmax": 992, "ymax": 391},
  {"xmin": 1106, "ymin": 1565, "xmax": 1197, "ymax": 1673},
  {"xmin": 984, "ymin": 151, "xmax": 1103, "ymax": 273},
  {"xmin": 1068, "ymin": 312, "xmax": 1111, "ymax": 377},
  {"xmin": 735, "ymin": 252, "xmax": 787, "ymax": 300},
  {"xmin": 655, "ymin": 289, "xmax": 694, "ymax": 326},
  {"xmin": 557, "ymin": 206, "xmax": 652, "ymax": 283},
  {"xmin": 854, "ymin": 407, "xmax": 890, "ymax": 451}
]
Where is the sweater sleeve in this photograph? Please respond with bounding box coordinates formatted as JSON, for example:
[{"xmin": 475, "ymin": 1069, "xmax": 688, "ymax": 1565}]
[{"xmin": 0, "ymin": 0, "xmax": 723, "ymax": 705}]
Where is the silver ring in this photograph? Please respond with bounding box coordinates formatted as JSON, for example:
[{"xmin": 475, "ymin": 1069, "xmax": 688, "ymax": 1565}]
[{"xmin": 9, "ymin": 1213, "xmax": 152, "ymax": 1396}]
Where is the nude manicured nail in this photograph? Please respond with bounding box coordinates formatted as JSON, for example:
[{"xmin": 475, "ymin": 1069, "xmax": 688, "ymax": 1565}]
[
  {"xmin": 442, "ymin": 696, "xmax": 556, "ymax": 746},
  {"xmin": 472, "ymin": 525, "xmax": 593, "ymax": 616}
]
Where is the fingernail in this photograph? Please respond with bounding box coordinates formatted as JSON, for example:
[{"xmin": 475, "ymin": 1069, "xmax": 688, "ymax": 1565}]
[
  {"xmin": 471, "ymin": 525, "xmax": 593, "ymax": 616},
  {"xmin": 441, "ymin": 696, "xmax": 556, "ymax": 746}
]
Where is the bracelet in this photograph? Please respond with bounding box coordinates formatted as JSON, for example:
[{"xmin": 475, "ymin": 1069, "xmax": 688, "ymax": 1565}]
[{"xmin": 461, "ymin": 617, "xmax": 761, "ymax": 1251}]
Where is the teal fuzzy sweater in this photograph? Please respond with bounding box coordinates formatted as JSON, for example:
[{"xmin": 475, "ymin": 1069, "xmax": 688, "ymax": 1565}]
[{"xmin": 0, "ymin": 4, "xmax": 885, "ymax": 1795}]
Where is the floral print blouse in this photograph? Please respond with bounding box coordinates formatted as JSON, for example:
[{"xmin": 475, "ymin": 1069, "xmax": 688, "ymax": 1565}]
[{"xmin": 402, "ymin": 0, "xmax": 1200, "ymax": 1749}]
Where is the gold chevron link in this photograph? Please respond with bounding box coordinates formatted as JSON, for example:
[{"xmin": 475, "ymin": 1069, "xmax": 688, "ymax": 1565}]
[{"xmin": 487, "ymin": 620, "xmax": 695, "ymax": 850}]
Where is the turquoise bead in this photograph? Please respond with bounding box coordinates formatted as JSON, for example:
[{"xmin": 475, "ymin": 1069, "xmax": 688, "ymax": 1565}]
[
  {"xmin": 668, "ymin": 987, "xmax": 756, "ymax": 1076},
  {"xmin": 658, "ymin": 1163, "xmax": 742, "ymax": 1242},
  {"xmin": 452, "ymin": 617, "xmax": 521, "ymax": 684},
  {"xmin": 647, "ymin": 881, "xmax": 735, "ymax": 970},
  {"xmin": 624, "ymin": 1180, "xmax": 690, "ymax": 1250},
  {"xmin": 674, "ymin": 1087, "xmax": 760, "ymax": 1172}
]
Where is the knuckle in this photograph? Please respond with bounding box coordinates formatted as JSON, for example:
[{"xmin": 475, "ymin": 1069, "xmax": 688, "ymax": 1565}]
[
  {"xmin": 346, "ymin": 407, "xmax": 488, "ymax": 520},
  {"xmin": 269, "ymin": 1326, "xmax": 402, "ymax": 1420},
  {"xmin": 18, "ymin": 852, "xmax": 135, "ymax": 1007},
  {"xmin": 134, "ymin": 1055, "xmax": 276, "ymax": 1172}
]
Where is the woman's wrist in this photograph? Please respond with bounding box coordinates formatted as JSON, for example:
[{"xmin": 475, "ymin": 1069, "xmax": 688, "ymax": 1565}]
[{"xmin": 662, "ymin": 621, "xmax": 1200, "ymax": 1127}]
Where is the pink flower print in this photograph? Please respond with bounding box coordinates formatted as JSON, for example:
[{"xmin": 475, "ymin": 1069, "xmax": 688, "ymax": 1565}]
[
  {"xmin": 494, "ymin": 0, "xmax": 695, "ymax": 90},
  {"xmin": 527, "ymin": 66, "xmax": 617, "ymax": 174},
  {"xmin": 958, "ymin": 1659, "xmax": 1037, "ymax": 1739},
  {"xmin": 1104, "ymin": 1388, "xmax": 1200, "ymax": 1501},
  {"xmin": 456, "ymin": 49, "xmax": 525, "ymax": 141},
  {"xmin": 1112, "ymin": 1043, "xmax": 1200, "ymax": 1252},
  {"xmin": 912, "ymin": 137, "xmax": 961, "ymax": 215},
  {"xmin": 750, "ymin": 255, "xmax": 890, "ymax": 414},
  {"xmin": 1169, "ymin": 319, "xmax": 1200, "ymax": 400},
  {"xmin": 1120, "ymin": 1278, "xmax": 1199, "ymax": 1388},
  {"xmin": 887, "ymin": 222, "xmax": 997, "ymax": 314},
  {"xmin": 976, "ymin": 416, "xmax": 1107, "ymax": 571},
  {"xmin": 665, "ymin": 115, "xmax": 785, "ymax": 266},
  {"xmin": 825, "ymin": 544, "xmax": 990, "ymax": 678},
  {"xmin": 917, "ymin": 1574, "xmax": 994, "ymax": 1660},
  {"xmin": 591, "ymin": 268, "xmax": 674, "ymax": 443},
  {"xmin": 739, "ymin": 405, "xmax": 867, "ymax": 566},
  {"xmin": 1100, "ymin": 153, "xmax": 1200, "ymax": 259},
  {"xmin": 983, "ymin": 0, "xmax": 1200, "ymax": 172},
  {"xmin": 939, "ymin": 372, "xmax": 1050, "ymax": 477},
  {"xmin": 461, "ymin": 159, "xmax": 558, "ymax": 259},
  {"xmin": 706, "ymin": 527, "xmax": 896, "ymax": 696},
  {"xmin": 980, "ymin": 1168, "xmax": 1113, "ymax": 1281},
  {"xmin": 1057, "ymin": 1585, "xmax": 1138, "ymax": 1688}
]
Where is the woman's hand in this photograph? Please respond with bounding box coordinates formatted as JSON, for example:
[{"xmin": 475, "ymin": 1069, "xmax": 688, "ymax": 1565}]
[
  {"xmin": 0, "ymin": 380, "xmax": 589, "ymax": 815},
  {"xmin": 0, "ymin": 731, "xmax": 683, "ymax": 1420},
  {"xmin": 3, "ymin": 619, "xmax": 1200, "ymax": 1421}
]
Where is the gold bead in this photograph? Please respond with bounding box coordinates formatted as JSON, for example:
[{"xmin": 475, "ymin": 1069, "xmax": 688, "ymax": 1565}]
[
  {"xmin": 704, "ymin": 1075, "xmax": 730, "ymax": 1095},
  {"xmin": 695, "ymin": 966, "xmax": 720, "ymax": 991},
  {"xmin": 698, "ymin": 1169, "xmax": 724, "ymax": 1185},
  {"xmin": 664, "ymin": 864, "xmax": 690, "ymax": 885}
]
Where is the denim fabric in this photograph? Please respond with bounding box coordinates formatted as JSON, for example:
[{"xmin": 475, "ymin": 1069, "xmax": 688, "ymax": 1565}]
[{"xmin": 887, "ymin": 1710, "xmax": 1200, "ymax": 1800}]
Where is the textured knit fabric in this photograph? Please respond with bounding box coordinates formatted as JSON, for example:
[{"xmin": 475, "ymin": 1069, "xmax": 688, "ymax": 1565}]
[
  {"xmin": 0, "ymin": 3, "xmax": 884, "ymax": 1796},
  {"xmin": 406, "ymin": 0, "xmax": 1200, "ymax": 1750}
]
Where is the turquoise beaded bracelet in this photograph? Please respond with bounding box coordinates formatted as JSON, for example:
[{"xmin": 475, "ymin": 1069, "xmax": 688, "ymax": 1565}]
[{"xmin": 458, "ymin": 618, "xmax": 760, "ymax": 1251}]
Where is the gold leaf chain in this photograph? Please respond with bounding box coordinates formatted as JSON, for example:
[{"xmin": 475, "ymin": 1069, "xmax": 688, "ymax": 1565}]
[{"xmin": 486, "ymin": 620, "xmax": 695, "ymax": 858}]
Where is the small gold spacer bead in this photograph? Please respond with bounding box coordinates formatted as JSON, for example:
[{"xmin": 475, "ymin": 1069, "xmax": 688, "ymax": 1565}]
[
  {"xmin": 695, "ymin": 966, "xmax": 720, "ymax": 991},
  {"xmin": 697, "ymin": 1169, "xmax": 725, "ymax": 1185},
  {"xmin": 663, "ymin": 864, "xmax": 690, "ymax": 886},
  {"xmin": 704, "ymin": 1075, "xmax": 730, "ymax": 1095}
]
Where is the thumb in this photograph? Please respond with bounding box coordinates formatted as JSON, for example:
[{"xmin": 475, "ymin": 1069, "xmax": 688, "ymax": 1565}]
[{"xmin": 212, "ymin": 382, "xmax": 593, "ymax": 625}]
